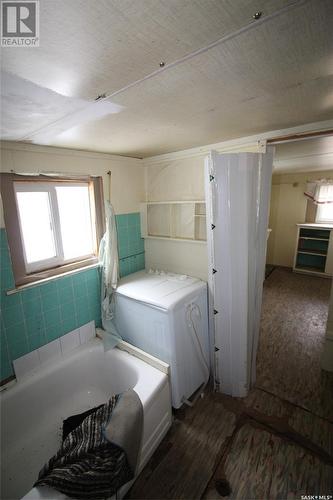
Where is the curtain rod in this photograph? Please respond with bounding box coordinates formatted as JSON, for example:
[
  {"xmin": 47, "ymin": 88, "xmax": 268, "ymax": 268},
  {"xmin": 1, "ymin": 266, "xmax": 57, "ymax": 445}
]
[
  {"xmin": 268, "ymin": 129, "xmax": 333, "ymax": 145},
  {"xmin": 5, "ymin": 170, "xmax": 101, "ymax": 178}
]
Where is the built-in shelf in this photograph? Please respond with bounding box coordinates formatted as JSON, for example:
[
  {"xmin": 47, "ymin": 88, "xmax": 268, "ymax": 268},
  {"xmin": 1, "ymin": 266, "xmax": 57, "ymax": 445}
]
[
  {"xmin": 294, "ymin": 266, "xmax": 327, "ymax": 275},
  {"xmin": 141, "ymin": 201, "xmax": 207, "ymax": 242},
  {"xmin": 293, "ymin": 223, "xmax": 333, "ymax": 277},
  {"xmin": 299, "ymin": 237, "xmax": 329, "ymax": 241},
  {"xmin": 297, "ymin": 250, "xmax": 327, "ymax": 257}
]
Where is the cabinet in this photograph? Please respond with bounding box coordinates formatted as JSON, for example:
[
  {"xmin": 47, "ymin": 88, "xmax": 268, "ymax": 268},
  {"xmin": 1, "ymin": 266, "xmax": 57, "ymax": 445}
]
[
  {"xmin": 293, "ymin": 223, "xmax": 333, "ymax": 277},
  {"xmin": 140, "ymin": 201, "xmax": 206, "ymax": 242}
]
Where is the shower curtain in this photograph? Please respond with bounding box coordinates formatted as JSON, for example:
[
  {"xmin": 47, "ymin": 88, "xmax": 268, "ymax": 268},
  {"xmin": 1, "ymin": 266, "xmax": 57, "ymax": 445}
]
[
  {"xmin": 99, "ymin": 201, "xmax": 122, "ymax": 350},
  {"xmin": 204, "ymin": 149, "xmax": 274, "ymax": 397}
]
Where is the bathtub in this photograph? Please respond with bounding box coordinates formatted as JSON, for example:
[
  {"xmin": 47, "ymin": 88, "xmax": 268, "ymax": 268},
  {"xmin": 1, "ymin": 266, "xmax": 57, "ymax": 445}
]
[{"xmin": 0, "ymin": 338, "xmax": 172, "ymax": 500}]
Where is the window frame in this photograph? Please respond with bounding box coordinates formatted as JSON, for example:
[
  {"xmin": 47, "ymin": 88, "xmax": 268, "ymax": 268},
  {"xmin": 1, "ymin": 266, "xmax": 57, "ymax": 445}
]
[{"xmin": 0, "ymin": 173, "xmax": 105, "ymax": 287}]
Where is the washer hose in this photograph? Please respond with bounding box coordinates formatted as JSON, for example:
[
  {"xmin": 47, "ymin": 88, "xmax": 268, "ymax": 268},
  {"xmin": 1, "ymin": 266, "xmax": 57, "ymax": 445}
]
[{"xmin": 182, "ymin": 303, "xmax": 210, "ymax": 407}]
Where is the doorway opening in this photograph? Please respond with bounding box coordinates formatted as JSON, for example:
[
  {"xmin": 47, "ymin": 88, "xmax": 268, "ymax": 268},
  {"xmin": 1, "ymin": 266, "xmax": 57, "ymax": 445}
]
[{"xmin": 257, "ymin": 135, "xmax": 333, "ymax": 421}]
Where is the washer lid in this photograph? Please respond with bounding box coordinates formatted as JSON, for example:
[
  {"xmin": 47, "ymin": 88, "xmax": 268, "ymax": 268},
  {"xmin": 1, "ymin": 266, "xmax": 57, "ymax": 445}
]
[{"xmin": 115, "ymin": 270, "xmax": 206, "ymax": 310}]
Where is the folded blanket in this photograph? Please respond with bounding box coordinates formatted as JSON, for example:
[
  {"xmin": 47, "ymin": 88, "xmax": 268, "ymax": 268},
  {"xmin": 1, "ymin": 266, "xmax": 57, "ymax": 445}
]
[{"xmin": 35, "ymin": 389, "xmax": 143, "ymax": 499}]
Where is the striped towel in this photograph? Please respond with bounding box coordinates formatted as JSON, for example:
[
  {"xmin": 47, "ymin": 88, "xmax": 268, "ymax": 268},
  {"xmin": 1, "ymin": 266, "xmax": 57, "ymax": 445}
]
[{"xmin": 35, "ymin": 395, "xmax": 133, "ymax": 499}]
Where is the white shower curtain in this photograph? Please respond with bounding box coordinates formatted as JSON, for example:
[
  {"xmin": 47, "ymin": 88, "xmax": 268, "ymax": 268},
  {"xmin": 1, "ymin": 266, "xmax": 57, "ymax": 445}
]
[{"xmin": 99, "ymin": 201, "xmax": 122, "ymax": 349}]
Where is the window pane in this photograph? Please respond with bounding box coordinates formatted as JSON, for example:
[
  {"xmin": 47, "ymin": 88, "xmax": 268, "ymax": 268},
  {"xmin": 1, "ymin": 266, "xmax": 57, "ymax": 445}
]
[
  {"xmin": 56, "ymin": 185, "xmax": 94, "ymax": 260},
  {"xmin": 16, "ymin": 192, "xmax": 56, "ymax": 263},
  {"xmin": 316, "ymin": 203, "xmax": 333, "ymax": 222}
]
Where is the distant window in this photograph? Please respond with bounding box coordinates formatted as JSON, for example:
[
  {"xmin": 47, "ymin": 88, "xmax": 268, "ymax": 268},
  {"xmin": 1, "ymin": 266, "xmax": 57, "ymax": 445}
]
[
  {"xmin": 315, "ymin": 184, "xmax": 333, "ymax": 223},
  {"xmin": 0, "ymin": 174, "xmax": 105, "ymax": 286},
  {"xmin": 316, "ymin": 203, "xmax": 333, "ymax": 223}
]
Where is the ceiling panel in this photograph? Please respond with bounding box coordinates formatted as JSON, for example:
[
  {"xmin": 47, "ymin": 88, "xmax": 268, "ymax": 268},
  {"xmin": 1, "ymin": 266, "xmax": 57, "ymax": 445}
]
[
  {"xmin": 273, "ymin": 136, "xmax": 333, "ymax": 173},
  {"xmin": 45, "ymin": 0, "xmax": 333, "ymax": 156},
  {"xmin": 1, "ymin": 0, "xmax": 294, "ymax": 99},
  {"xmin": 1, "ymin": 0, "xmax": 332, "ymax": 157}
]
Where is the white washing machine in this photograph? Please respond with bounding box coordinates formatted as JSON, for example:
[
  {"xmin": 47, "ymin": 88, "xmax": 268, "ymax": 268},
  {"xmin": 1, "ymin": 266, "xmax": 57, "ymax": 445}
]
[{"xmin": 114, "ymin": 270, "xmax": 210, "ymax": 408}]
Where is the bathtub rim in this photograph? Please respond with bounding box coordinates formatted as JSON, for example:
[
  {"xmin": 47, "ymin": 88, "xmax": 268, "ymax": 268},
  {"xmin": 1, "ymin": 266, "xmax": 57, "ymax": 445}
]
[
  {"xmin": 1, "ymin": 337, "xmax": 172, "ymax": 500},
  {"xmin": 0, "ymin": 337, "xmax": 170, "ymax": 407}
]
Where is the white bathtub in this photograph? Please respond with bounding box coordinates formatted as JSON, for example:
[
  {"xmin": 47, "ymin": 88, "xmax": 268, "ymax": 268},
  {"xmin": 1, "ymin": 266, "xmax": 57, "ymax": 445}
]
[{"xmin": 0, "ymin": 338, "xmax": 172, "ymax": 500}]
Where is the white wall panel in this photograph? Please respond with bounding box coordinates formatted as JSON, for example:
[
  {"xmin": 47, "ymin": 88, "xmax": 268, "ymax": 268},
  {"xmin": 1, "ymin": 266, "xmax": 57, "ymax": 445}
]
[{"xmin": 144, "ymin": 238, "xmax": 208, "ymax": 281}]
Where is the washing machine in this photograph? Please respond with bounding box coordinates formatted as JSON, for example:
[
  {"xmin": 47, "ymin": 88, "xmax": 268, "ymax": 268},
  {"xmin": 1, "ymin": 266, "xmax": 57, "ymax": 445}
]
[{"xmin": 114, "ymin": 270, "xmax": 210, "ymax": 408}]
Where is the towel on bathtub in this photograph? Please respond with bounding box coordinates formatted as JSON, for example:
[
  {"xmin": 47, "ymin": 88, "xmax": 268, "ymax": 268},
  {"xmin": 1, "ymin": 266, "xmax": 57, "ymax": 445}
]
[
  {"xmin": 35, "ymin": 389, "xmax": 143, "ymax": 499},
  {"xmin": 62, "ymin": 404, "xmax": 104, "ymax": 441}
]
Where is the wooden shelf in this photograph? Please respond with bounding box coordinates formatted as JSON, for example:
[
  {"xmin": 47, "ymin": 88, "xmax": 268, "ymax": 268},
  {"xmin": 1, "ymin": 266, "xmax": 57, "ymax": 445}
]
[
  {"xmin": 293, "ymin": 224, "xmax": 333, "ymax": 277},
  {"xmin": 297, "ymin": 250, "xmax": 327, "ymax": 257},
  {"xmin": 299, "ymin": 237, "xmax": 329, "ymax": 241},
  {"xmin": 141, "ymin": 201, "xmax": 207, "ymax": 242},
  {"xmin": 294, "ymin": 265, "xmax": 326, "ymax": 274}
]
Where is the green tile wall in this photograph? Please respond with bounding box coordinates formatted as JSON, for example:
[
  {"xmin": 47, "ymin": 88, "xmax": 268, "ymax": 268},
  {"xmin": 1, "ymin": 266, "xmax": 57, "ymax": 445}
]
[
  {"xmin": 0, "ymin": 212, "xmax": 145, "ymax": 382},
  {"xmin": 116, "ymin": 213, "xmax": 145, "ymax": 277}
]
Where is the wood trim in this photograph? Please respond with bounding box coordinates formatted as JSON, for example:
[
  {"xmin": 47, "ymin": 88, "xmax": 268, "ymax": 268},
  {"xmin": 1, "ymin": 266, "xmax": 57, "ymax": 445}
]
[
  {"xmin": 0, "ymin": 173, "xmax": 27, "ymax": 284},
  {"xmin": 0, "ymin": 374, "xmax": 15, "ymax": 387},
  {"xmin": 92, "ymin": 176, "xmax": 106, "ymax": 248},
  {"xmin": 11, "ymin": 175, "xmax": 91, "ymax": 182},
  {"xmin": 15, "ymin": 257, "xmax": 99, "ymax": 287},
  {"xmin": 267, "ymin": 129, "xmax": 333, "ymax": 144}
]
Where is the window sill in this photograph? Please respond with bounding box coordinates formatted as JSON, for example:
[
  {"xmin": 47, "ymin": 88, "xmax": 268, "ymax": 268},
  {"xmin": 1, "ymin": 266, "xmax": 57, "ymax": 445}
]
[{"xmin": 6, "ymin": 262, "xmax": 100, "ymax": 296}]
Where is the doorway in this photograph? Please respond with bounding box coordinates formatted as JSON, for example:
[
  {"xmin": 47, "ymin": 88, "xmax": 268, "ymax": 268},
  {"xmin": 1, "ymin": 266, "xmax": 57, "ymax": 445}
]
[{"xmin": 257, "ymin": 136, "xmax": 333, "ymax": 420}]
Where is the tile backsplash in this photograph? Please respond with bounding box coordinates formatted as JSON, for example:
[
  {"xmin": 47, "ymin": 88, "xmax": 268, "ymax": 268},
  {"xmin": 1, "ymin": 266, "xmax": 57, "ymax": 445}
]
[
  {"xmin": 13, "ymin": 321, "xmax": 95, "ymax": 381},
  {"xmin": 0, "ymin": 212, "xmax": 145, "ymax": 382},
  {"xmin": 116, "ymin": 213, "xmax": 145, "ymax": 276}
]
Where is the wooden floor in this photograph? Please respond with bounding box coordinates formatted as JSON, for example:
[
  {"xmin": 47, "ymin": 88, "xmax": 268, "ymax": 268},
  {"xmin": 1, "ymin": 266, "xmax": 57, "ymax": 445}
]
[
  {"xmin": 126, "ymin": 269, "xmax": 333, "ymax": 500},
  {"xmin": 256, "ymin": 267, "xmax": 333, "ymax": 420}
]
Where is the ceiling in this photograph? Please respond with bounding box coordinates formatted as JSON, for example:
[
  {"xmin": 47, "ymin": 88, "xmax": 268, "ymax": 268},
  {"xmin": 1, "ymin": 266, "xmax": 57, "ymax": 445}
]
[
  {"xmin": 273, "ymin": 136, "xmax": 333, "ymax": 173},
  {"xmin": 1, "ymin": 0, "xmax": 333, "ymax": 158}
]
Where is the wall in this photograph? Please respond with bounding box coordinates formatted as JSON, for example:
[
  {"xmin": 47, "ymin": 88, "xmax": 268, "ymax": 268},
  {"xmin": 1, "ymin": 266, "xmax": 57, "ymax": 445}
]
[
  {"xmin": 0, "ymin": 141, "xmax": 144, "ymax": 218},
  {"xmin": 144, "ymin": 156, "xmax": 208, "ymax": 280},
  {"xmin": 267, "ymin": 170, "xmax": 333, "ymax": 267},
  {"xmin": 0, "ymin": 142, "xmax": 145, "ymax": 382},
  {"xmin": 143, "ymin": 141, "xmax": 262, "ymax": 281}
]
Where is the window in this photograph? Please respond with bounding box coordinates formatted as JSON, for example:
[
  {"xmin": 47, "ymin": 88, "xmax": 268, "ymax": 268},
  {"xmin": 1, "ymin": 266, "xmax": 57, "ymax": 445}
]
[
  {"xmin": 0, "ymin": 174, "xmax": 105, "ymax": 286},
  {"xmin": 316, "ymin": 203, "xmax": 333, "ymax": 223},
  {"xmin": 315, "ymin": 184, "xmax": 333, "ymax": 223}
]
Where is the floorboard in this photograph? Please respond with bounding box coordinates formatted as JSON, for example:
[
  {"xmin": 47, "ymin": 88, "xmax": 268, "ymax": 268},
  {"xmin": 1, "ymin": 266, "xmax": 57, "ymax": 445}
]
[
  {"xmin": 126, "ymin": 269, "xmax": 333, "ymax": 500},
  {"xmin": 127, "ymin": 393, "xmax": 236, "ymax": 499},
  {"xmin": 256, "ymin": 268, "xmax": 333, "ymax": 420}
]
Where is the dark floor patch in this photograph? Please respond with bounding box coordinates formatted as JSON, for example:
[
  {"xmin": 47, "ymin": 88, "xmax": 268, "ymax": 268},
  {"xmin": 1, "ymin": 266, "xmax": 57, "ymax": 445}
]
[{"xmin": 265, "ymin": 264, "xmax": 276, "ymax": 280}]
